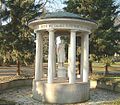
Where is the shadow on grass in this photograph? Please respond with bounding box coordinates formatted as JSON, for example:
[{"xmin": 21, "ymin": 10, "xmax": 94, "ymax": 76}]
[{"xmin": 0, "ymin": 99, "xmax": 16, "ymax": 105}]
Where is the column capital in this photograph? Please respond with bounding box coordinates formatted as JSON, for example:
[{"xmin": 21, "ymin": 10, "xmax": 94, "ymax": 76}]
[
  {"xmin": 34, "ymin": 30, "xmax": 40, "ymax": 33},
  {"xmin": 77, "ymin": 32, "xmax": 90, "ymax": 37},
  {"xmin": 81, "ymin": 32, "xmax": 90, "ymax": 35},
  {"xmin": 47, "ymin": 29, "xmax": 56, "ymax": 33},
  {"xmin": 34, "ymin": 30, "xmax": 44, "ymax": 36},
  {"xmin": 70, "ymin": 29, "xmax": 78, "ymax": 33}
]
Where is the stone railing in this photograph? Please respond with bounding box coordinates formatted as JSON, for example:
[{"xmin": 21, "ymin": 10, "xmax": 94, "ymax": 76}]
[
  {"xmin": 0, "ymin": 78, "xmax": 33, "ymax": 91},
  {"xmin": 96, "ymin": 78, "xmax": 120, "ymax": 92}
]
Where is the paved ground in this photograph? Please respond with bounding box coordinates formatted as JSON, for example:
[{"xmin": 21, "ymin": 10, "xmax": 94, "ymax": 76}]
[{"xmin": 0, "ymin": 86, "xmax": 120, "ymax": 105}]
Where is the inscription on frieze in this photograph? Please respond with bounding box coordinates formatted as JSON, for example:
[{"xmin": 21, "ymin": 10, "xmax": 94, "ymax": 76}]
[
  {"xmin": 39, "ymin": 23, "xmax": 84, "ymax": 29},
  {"xmin": 38, "ymin": 23, "xmax": 90, "ymax": 32}
]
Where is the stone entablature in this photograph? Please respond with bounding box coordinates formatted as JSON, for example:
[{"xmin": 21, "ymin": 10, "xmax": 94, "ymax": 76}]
[
  {"xmin": 29, "ymin": 18, "xmax": 96, "ymax": 33},
  {"xmin": 38, "ymin": 23, "xmax": 90, "ymax": 32}
]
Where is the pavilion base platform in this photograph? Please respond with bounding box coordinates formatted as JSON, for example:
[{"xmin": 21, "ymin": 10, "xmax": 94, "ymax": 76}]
[{"xmin": 32, "ymin": 79, "xmax": 90, "ymax": 104}]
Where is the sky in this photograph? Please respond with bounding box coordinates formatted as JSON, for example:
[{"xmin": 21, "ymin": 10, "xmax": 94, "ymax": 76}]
[
  {"xmin": 45, "ymin": 0, "xmax": 66, "ymax": 12},
  {"xmin": 116, "ymin": 0, "xmax": 120, "ymax": 3},
  {"xmin": 2, "ymin": 0, "xmax": 120, "ymax": 25},
  {"xmin": 45, "ymin": 0, "xmax": 120, "ymax": 12}
]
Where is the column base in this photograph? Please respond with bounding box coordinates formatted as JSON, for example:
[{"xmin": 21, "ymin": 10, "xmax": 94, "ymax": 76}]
[
  {"xmin": 32, "ymin": 79, "xmax": 43, "ymax": 101},
  {"xmin": 77, "ymin": 74, "xmax": 81, "ymax": 78},
  {"xmin": 57, "ymin": 67, "xmax": 67, "ymax": 78}
]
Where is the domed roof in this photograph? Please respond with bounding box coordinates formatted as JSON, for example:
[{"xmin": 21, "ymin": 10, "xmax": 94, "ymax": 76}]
[
  {"xmin": 42, "ymin": 11, "xmax": 82, "ymax": 19},
  {"xmin": 29, "ymin": 11, "xmax": 95, "ymax": 23}
]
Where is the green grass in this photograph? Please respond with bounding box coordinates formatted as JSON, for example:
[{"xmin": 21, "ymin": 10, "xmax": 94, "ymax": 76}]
[
  {"xmin": 104, "ymin": 77, "xmax": 120, "ymax": 79},
  {"xmin": 93, "ymin": 62, "xmax": 120, "ymax": 67},
  {"xmin": 92, "ymin": 62, "xmax": 120, "ymax": 72},
  {"xmin": 101, "ymin": 99, "xmax": 120, "ymax": 105},
  {"xmin": 90, "ymin": 73, "xmax": 120, "ymax": 81},
  {"xmin": 111, "ymin": 62, "xmax": 120, "ymax": 67}
]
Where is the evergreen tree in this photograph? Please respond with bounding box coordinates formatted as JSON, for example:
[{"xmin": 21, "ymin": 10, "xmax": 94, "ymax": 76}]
[
  {"xmin": 64, "ymin": 0, "xmax": 120, "ymax": 74},
  {"xmin": 0, "ymin": 0, "xmax": 45, "ymax": 75}
]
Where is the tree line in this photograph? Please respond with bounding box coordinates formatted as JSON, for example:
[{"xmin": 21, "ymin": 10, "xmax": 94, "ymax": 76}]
[
  {"xmin": 0, "ymin": 0, "xmax": 45, "ymax": 75},
  {"xmin": 0, "ymin": 0, "xmax": 120, "ymax": 75},
  {"xmin": 64, "ymin": 0, "xmax": 120, "ymax": 74}
]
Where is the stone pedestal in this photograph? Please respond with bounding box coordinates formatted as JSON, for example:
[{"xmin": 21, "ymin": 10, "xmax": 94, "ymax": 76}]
[
  {"xmin": 32, "ymin": 80, "xmax": 90, "ymax": 104},
  {"xmin": 57, "ymin": 67, "xmax": 67, "ymax": 78}
]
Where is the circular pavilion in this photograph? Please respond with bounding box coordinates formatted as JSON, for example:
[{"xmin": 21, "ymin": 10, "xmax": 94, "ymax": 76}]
[{"xmin": 28, "ymin": 11, "xmax": 97, "ymax": 104}]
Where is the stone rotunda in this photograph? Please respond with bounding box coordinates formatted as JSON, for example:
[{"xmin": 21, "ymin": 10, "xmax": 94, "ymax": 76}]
[{"xmin": 28, "ymin": 11, "xmax": 97, "ymax": 104}]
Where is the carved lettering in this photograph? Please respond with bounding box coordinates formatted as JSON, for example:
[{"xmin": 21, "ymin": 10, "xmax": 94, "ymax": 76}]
[{"xmin": 39, "ymin": 23, "xmax": 89, "ymax": 31}]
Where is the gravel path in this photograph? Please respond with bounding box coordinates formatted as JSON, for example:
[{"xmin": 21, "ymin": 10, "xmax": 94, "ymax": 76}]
[
  {"xmin": 0, "ymin": 66, "xmax": 120, "ymax": 105},
  {"xmin": 0, "ymin": 87, "xmax": 120, "ymax": 105}
]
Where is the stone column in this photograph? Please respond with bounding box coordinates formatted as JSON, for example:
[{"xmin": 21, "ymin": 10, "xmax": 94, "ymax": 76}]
[
  {"xmin": 83, "ymin": 33, "xmax": 89, "ymax": 82},
  {"xmin": 53, "ymin": 38, "xmax": 56, "ymax": 78},
  {"xmin": 68, "ymin": 44, "xmax": 71, "ymax": 78},
  {"xmin": 48, "ymin": 29, "xmax": 55, "ymax": 83},
  {"xmin": 69, "ymin": 30, "xmax": 76, "ymax": 84},
  {"xmin": 80, "ymin": 35, "xmax": 84, "ymax": 81},
  {"xmin": 35, "ymin": 31, "xmax": 43, "ymax": 81}
]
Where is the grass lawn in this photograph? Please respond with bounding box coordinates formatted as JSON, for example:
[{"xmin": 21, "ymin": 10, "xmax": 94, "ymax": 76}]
[
  {"xmin": 102, "ymin": 98, "xmax": 120, "ymax": 105},
  {"xmin": 92, "ymin": 62, "xmax": 120, "ymax": 73}
]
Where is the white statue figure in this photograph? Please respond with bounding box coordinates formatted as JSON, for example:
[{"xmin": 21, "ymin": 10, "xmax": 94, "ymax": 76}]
[
  {"xmin": 57, "ymin": 40, "xmax": 66, "ymax": 66},
  {"xmin": 56, "ymin": 39, "xmax": 67, "ymax": 78}
]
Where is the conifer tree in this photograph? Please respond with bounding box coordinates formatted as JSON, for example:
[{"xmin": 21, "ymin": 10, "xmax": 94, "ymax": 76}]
[
  {"xmin": 0, "ymin": 0, "xmax": 46, "ymax": 75},
  {"xmin": 64, "ymin": 0, "xmax": 120, "ymax": 73}
]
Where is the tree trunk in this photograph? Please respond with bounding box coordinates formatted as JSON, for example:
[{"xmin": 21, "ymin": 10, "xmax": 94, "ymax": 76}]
[
  {"xmin": 17, "ymin": 60, "xmax": 20, "ymax": 75},
  {"xmin": 78, "ymin": 55, "xmax": 81, "ymax": 75},
  {"xmin": 105, "ymin": 64, "xmax": 109, "ymax": 75},
  {"xmin": 89, "ymin": 61, "xmax": 93, "ymax": 74}
]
